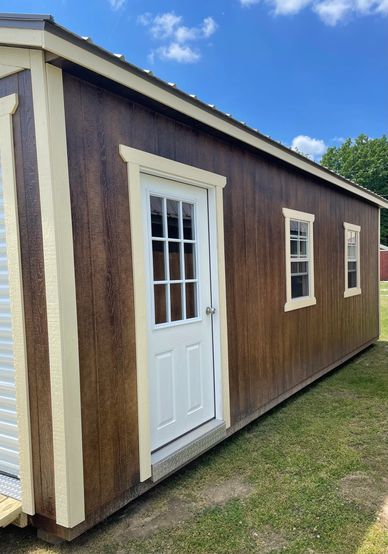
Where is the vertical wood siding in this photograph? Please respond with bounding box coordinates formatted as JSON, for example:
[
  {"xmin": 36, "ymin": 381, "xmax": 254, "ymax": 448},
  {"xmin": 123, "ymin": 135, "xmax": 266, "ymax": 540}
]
[
  {"xmin": 62, "ymin": 72, "xmax": 379, "ymax": 517},
  {"xmin": 0, "ymin": 71, "xmax": 55, "ymax": 518}
]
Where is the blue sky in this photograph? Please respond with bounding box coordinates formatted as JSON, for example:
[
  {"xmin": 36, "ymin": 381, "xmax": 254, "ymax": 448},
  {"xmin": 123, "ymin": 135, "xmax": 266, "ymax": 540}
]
[{"xmin": 1, "ymin": 0, "xmax": 387, "ymax": 159}]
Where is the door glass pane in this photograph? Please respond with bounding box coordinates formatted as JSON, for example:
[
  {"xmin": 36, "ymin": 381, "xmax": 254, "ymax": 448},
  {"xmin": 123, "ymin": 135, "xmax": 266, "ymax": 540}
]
[
  {"xmin": 186, "ymin": 283, "xmax": 198, "ymax": 319},
  {"xmin": 184, "ymin": 243, "xmax": 196, "ymax": 279},
  {"xmin": 170, "ymin": 283, "xmax": 183, "ymax": 321},
  {"xmin": 152, "ymin": 241, "xmax": 165, "ymax": 281},
  {"xmin": 182, "ymin": 202, "xmax": 194, "ymax": 240},
  {"xmin": 167, "ymin": 199, "xmax": 180, "ymax": 239},
  {"xmin": 154, "ymin": 285, "xmax": 167, "ymax": 324},
  {"xmin": 168, "ymin": 241, "xmax": 181, "ymax": 281},
  {"xmin": 150, "ymin": 196, "xmax": 164, "ymax": 238}
]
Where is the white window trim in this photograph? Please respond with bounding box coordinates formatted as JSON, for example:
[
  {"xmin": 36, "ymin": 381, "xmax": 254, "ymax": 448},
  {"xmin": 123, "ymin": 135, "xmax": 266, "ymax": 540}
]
[
  {"xmin": 119, "ymin": 145, "xmax": 230, "ymax": 482},
  {"xmin": 344, "ymin": 222, "xmax": 361, "ymax": 298},
  {"xmin": 282, "ymin": 207, "xmax": 316, "ymax": 312},
  {"xmin": 0, "ymin": 93, "xmax": 35, "ymax": 514}
]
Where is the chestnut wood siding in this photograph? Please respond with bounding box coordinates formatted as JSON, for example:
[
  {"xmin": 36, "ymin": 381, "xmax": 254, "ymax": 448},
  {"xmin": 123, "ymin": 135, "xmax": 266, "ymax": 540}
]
[
  {"xmin": 62, "ymin": 72, "xmax": 379, "ymax": 515},
  {"xmin": 0, "ymin": 71, "xmax": 55, "ymax": 518}
]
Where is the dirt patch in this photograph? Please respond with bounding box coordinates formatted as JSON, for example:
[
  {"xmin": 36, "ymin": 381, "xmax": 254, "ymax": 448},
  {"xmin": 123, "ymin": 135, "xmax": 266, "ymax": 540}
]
[
  {"xmin": 113, "ymin": 495, "xmax": 194, "ymax": 541},
  {"xmin": 198, "ymin": 475, "xmax": 254, "ymax": 507},
  {"xmin": 339, "ymin": 472, "xmax": 384, "ymax": 511},
  {"xmin": 251, "ymin": 525, "xmax": 288, "ymax": 553}
]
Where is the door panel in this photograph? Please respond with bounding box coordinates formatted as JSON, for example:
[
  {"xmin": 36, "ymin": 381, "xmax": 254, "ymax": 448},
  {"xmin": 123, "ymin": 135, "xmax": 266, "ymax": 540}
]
[{"xmin": 142, "ymin": 174, "xmax": 215, "ymax": 451}]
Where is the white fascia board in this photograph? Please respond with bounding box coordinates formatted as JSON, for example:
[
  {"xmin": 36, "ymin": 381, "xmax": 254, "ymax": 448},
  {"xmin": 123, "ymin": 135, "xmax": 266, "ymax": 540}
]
[{"xmin": 0, "ymin": 26, "xmax": 387, "ymax": 209}]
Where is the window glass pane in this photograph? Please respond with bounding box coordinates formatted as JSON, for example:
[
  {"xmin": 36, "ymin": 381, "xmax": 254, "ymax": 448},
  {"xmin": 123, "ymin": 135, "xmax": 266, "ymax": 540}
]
[
  {"xmin": 348, "ymin": 261, "xmax": 357, "ymax": 272},
  {"xmin": 348, "ymin": 270, "xmax": 357, "ymax": 289},
  {"xmin": 152, "ymin": 241, "xmax": 165, "ymax": 281},
  {"xmin": 291, "ymin": 274, "xmax": 309, "ymax": 298},
  {"xmin": 299, "ymin": 222, "xmax": 308, "ymax": 237},
  {"xmin": 150, "ymin": 196, "xmax": 164, "ymax": 238},
  {"xmin": 291, "ymin": 261, "xmax": 308, "ymax": 275},
  {"xmin": 170, "ymin": 283, "xmax": 183, "ymax": 321},
  {"xmin": 185, "ymin": 283, "xmax": 198, "ymax": 319},
  {"xmin": 347, "ymin": 244, "xmax": 356, "ymax": 260},
  {"xmin": 182, "ymin": 202, "xmax": 194, "ymax": 240},
  {"xmin": 299, "ymin": 239, "xmax": 307, "ymax": 258},
  {"xmin": 184, "ymin": 243, "xmax": 196, "ymax": 279},
  {"xmin": 290, "ymin": 220, "xmax": 298, "ymax": 236},
  {"xmin": 168, "ymin": 241, "xmax": 181, "ymax": 280},
  {"xmin": 167, "ymin": 199, "xmax": 180, "ymax": 239},
  {"xmin": 154, "ymin": 285, "xmax": 167, "ymax": 324},
  {"xmin": 290, "ymin": 240, "xmax": 298, "ymax": 257}
]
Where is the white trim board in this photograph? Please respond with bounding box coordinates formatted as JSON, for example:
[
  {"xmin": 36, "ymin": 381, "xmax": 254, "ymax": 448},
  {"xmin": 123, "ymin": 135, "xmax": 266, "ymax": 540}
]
[
  {"xmin": 343, "ymin": 222, "xmax": 361, "ymax": 298},
  {"xmin": 282, "ymin": 207, "xmax": 316, "ymax": 312},
  {"xmin": 29, "ymin": 51, "xmax": 85, "ymax": 528},
  {"xmin": 0, "ymin": 93, "xmax": 34, "ymax": 515},
  {"xmin": 120, "ymin": 145, "xmax": 230, "ymax": 482},
  {"xmin": 0, "ymin": 27, "xmax": 386, "ymax": 209}
]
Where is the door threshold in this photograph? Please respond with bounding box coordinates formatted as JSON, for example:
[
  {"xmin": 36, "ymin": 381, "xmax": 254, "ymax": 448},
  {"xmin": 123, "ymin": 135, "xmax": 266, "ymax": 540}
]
[{"xmin": 151, "ymin": 419, "xmax": 226, "ymax": 483}]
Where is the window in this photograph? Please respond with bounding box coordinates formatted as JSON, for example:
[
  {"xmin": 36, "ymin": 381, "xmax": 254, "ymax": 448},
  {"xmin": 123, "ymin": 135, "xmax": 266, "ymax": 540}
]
[
  {"xmin": 282, "ymin": 208, "xmax": 316, "ymax": 312},
  {"xmin": 344, "ymin": 222, "xmax": 361, "ymax": 297},
  {"xmin": 150, "ymin": 194, "xmax": 199, "ymax": 325}
]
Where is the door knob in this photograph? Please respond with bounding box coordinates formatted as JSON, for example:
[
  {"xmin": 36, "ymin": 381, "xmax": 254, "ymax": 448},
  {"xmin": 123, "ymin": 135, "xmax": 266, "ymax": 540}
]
[{"xmin": 206, "ymin": 306, "xmax": 216, "ymax": 315}]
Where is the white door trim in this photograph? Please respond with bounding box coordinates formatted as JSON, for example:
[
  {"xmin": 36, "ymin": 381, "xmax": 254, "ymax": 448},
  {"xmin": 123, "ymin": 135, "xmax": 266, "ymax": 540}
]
[
  {"xmin": 0, "ymin": 93, "xmax": 34, "ymax": 514},
  {"xmin": 119, "ymin": 146, "xmax": 230, "ymax": 482}
]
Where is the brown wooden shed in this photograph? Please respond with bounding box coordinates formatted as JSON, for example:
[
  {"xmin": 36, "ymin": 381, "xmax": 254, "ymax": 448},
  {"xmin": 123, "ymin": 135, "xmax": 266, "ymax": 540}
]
[{"xmin": 0, "ymin": 13, "xmax": 386, "ymax": 541}]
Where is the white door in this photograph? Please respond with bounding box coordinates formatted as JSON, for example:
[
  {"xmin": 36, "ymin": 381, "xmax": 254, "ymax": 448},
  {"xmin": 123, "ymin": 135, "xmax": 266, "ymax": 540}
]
[
  {"xmin": 0, "ymin": 161, "xmax": 19, "ymax": 478},
  {"xmin": 142, "ymin": 173, "xmax": 215, "ymax": 452}
]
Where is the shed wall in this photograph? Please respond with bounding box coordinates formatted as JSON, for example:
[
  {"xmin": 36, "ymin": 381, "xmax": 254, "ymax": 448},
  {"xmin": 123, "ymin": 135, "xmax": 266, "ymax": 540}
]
[
  {"xmin": 62, "ymin": 71, "xmax": 379, "ymax": 524},
  {"xmin": 0, "ymin": 70, "xmax": 55, "ymax": 518}
]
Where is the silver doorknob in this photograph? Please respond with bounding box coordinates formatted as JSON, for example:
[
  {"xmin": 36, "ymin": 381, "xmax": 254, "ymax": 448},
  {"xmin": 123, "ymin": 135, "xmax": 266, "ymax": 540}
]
[{"xmin": 206, "ymin": 306, "xmax": 216, "ymax": 315}]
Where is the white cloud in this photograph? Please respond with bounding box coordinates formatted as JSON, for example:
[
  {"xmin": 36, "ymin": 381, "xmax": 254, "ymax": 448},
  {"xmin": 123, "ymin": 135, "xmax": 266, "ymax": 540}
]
[
  {"xmin": 239, "ymin": 0, "xmax": 388, "ymax": 24},
  {"xmin": 291, "ymin": 135, "xmax": 328, "ymax": 160},
  {"xmin": 314, "ymin": 0, "xmax": 352, "ymax": 25},
  {"xmin": 272, "ymin": 0, "xmax": 312, "ymax": 15},
  {"xmin": 138, "ymin": 12, "xmax": 218, "ymax": 63},
  {"xmin": 156, "ymin": 43, "xmax": 201, "ymax": 63},
  {"xmin": 108, "ymin": 0, "xmax": 126, "ymax": 11}
]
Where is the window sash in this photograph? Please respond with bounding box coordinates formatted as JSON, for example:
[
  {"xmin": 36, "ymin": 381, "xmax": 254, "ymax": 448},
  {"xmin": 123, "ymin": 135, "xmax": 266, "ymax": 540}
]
[{"xmin": 344, "ymin": 223, "xmax": 361, "ymax": 296}]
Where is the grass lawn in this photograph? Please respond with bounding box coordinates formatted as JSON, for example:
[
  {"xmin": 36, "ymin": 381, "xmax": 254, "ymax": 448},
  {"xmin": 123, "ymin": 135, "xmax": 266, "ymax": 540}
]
[{"xmin": 3, "ymin": 285, "xmax": 388, "ymax": 554}]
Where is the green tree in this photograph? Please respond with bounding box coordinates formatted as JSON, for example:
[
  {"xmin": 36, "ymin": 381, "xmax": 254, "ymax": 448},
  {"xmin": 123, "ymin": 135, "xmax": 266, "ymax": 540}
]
[{"xmin": 321, "ymin": 134, "xmax": 388, "ymax": 245}]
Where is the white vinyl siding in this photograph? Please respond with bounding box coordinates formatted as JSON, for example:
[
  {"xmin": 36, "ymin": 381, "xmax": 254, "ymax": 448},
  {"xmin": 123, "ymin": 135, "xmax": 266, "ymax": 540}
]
[
  {"xmin": 0, "ymin": 157, "xmax": 19, "ymax": 478},
  {"xmin": 344, "ymin": 222, "xmax": 361, "ymax": 297},
  {"xmin": 283, "ymin": 208, "xmax": 316, "ymax": 312}
]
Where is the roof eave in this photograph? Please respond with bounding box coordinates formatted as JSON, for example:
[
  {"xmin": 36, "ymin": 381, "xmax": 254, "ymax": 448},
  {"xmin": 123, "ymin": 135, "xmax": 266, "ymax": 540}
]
[{"xmin": 0, "ymin": 15, "xmax": 387, "ymax": 210}]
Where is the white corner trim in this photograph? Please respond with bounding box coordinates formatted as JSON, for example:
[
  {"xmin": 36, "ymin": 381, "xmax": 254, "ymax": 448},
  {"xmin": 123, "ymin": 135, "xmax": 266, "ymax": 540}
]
[
  {"xmin": 283, "ymin": 207, "xmax": 316, "ymax": 313},
  {"xmin": 119, "ymin": 146, "xmax": 230, "ymax": 480},
  {"xmin": 0, "ymin": 93, "xmax": 35, "ymax": 515},
  {"xmin": 30, "ymin": 50, "xmax": 85, "ymax": 528},
  {"xmin": 343, "ymin": 222, "xmax": 361, "ymax": 299}
]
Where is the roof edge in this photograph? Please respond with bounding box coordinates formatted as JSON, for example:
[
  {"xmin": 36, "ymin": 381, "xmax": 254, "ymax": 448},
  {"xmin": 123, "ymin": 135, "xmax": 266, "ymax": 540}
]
[{"xmin": 0, "ymin": 13, "xmax": 387, "ymax": 209}]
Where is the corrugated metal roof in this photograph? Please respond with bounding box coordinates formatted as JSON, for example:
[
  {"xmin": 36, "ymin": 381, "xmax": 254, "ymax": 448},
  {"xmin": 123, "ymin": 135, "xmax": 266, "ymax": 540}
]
[{"xmin": 0, "ymin": 12, "xmax": 387, "ymax": 208}]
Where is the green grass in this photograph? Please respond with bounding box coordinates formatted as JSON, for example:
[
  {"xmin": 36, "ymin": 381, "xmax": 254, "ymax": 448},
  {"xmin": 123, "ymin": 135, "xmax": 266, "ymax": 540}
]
[{"xmin": 3, "ymin": 286, "xmax": 388, "ymax": 554}]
